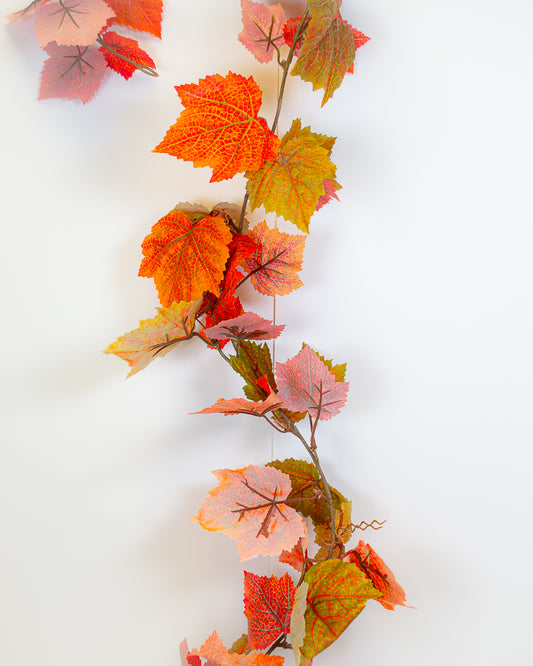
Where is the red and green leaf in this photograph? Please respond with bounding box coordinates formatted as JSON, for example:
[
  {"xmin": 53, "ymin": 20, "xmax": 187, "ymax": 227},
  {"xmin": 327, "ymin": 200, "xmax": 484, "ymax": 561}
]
[
  {"xmin": 244, "ymin": 571, "xmax": 295, "ymax": 649},
  {"xmin": 154, "ymin": 72, "xmax": 280, "ymax": 182},
  {"xmin": 245, "ymin": 119, "xmax": 338, "ymax": 233},
  {"xmin": 239, "ymin": 0, "xmax": 286, "ymax": 64},
  {"xmin": 139, "ymin": 209, "xmax": 233, "ymax": 306}
]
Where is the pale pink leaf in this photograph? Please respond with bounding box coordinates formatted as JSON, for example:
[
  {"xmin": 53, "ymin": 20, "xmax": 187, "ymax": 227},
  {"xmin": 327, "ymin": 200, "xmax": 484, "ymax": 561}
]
[
  {"xmin": 34, "ymin": 0, "xmax": 115, "ymax": 47},
  {"xmin": 203, "ymin": 312, "xmax": 285, "ymax": 342},
  {"xmin": 275, "ymin": 346, "xmax": 349, "ymax": 420},
  {"xmin": 5, "ymin": 0, "xmax": 52, "ymax": 23},
  {"xmin": 192, "ymin": 391, "xmax": 282, "ymax": 418},
  {"xmin": 238, "ymin": 0, "xmax": 286, "ymax": 64},
  {"xmin": 194, "ymin": 465, "xmax": 307, "ymax": 561},
  {"xmin": 39, "ymin": 43, "xmax": 107, "ymax": 103}
]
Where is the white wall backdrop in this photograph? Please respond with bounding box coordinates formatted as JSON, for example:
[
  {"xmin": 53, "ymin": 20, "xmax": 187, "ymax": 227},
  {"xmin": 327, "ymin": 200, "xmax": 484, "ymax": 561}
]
[{"xmin": 1, "ymin": 1, "xmax": 532, "ymax": 665}]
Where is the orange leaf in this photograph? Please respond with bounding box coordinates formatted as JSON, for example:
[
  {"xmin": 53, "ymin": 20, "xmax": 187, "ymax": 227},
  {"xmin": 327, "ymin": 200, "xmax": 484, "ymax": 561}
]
[
  {"xmin": 192, "ymin": 390, "xmax": 282, "ymax": 418},
  {"xmin": 105, "ymin": 0, "xmax": 163, "ymax": 37},
  {"xmin": 154, "ymin": 72, "xmax": 280, "ymax": 182},
  {"xmin": 139, "ymin": 210, "xmax": 233, "ymax": 307},
  {"xmin": 194, "ymin": 465, "xmax": 307, "ymax": 561},
  {"xmin": 99, "ymin": 30, "xmax": 155, "ymax": 80},
  {"xmin": 244, "ymin": 571, "xmax": 295, "ymax": 649},
  {"xmin": 189, "ymin": 631, "xmax": 284, "ymax": 666},
  {"xmin": 344, "ymin": 541, "xmax": 412, "ymax": 610}
]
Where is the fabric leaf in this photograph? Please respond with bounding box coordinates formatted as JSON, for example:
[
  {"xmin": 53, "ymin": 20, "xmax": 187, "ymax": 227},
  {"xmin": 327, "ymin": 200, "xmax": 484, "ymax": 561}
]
[
  {"xmin": 5, "ymin": 0, "xmax": 52, "ymax": 23},
  {"xmin": 99, "ymin": 30, "xmax": 155, "ymax": 79},
  {"xmin": 230, "ymin": 341, "xmax": 277, "ymax": 402},
  {"xmin": 316, "ymin": 178, "xmax": 340, "ymax": 211},
  {"xmin": 344, "ymin": 541, "xmax": 412, "ymax": 610},
  {"xmin": 194, "ymin": 465, "xmax": 307, "ymax": 561},
  {"xmin": 191, "ymin": 391, "xmax": 282, "ymax": 418},
  {"xmin": 34, "ymin": 0, "xmax": 115, "ymax": 47},
  {"xmin": 289, "ymin": 582, "xmax": 309, "ymax": 666},
  {"xmin": 245, "ymin": 119, "xmax": 338, "ymax": 233},
  {"xmin": 239, "ymin": 0, "xmax": 286, "ymax": 64},
  {"xmin": 290, "ymin": 560, "xmax": 380, "ymax": 664},
  {"xmin": 243, "ymin": 221, "xmax": 306, "ymax": 297},
  {"xmin": 275, "ymin": 346, "xmax": 349, "ymax": 420},
  {"xmin": 204, "ymin": 313, "xmax": 284, "ymax": 343},
  {"xmin": 139, "ymin": 210, "xmax": 233, "ymax": 307},
  {"xmin": 39, "ymin": 43, "xmax": 107, "ymax": 104},
  {"xmin": 154, "ymin": 72, "xmax": 280, "ymax": 182},
  {"xmin": 244, "ymin": 571, "xmax": 295, "ymax": 649},
  {"xmin": 104, "ymin": 300, "xmax": 200, "ymax": 377},
  {"xmin": 291, "ymin": 0, "xmax": 369, "ymax": 105},
  {"xmin": 190, "ymin": 631, "xmax": 284, "ymax": 666},
  {"xmin": 105, "ymin": 0, "xmax": 163, "ymax": 37}
]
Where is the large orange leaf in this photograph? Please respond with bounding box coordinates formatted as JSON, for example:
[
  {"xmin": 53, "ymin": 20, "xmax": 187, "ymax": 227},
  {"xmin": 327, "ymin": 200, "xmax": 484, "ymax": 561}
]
[
  {"xmin": 290, "ymin": 560, "xmax": 380, "ymax": 665},
  {"xmin": 105, "ymin": 0, "xmax": 163, "ymax": 37},
  {"xmin": 154, "ymin": 72, "xmax": 280, "ymax": 182},
  {"xmin": 344, "ymin": 541, "xmax": 412, "ymax": 610},
  {"xmin": 245, "ymin": 119, "xmax": 338, "ymax": 233},
  {"xmin": 104, "ymin": 300, "xmax": 200, "ymax": 377},
  {"xmin": 243, "ymin": 221, "xmax": 306, "ymax": 296},
  {"xmin": 244, "ymin": 571, "xmax": 295, "ymax": 649},
  {"xmin": 139, "ymin": 210, "xmax": 233, "ymax": 307},
  {"xmin": 188, "ymin": 631, "xmax": 284, "ymax": 666},
  {"xmin": 194, "ymin": 465, "xmax": 307, "ymax": 561}
]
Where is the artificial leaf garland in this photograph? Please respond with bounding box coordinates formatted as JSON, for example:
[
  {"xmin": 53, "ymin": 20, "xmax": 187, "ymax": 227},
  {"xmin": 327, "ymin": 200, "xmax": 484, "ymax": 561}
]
[{"xmin": 104, "ymin": 1, "xmax": 409, "ymax": 662}]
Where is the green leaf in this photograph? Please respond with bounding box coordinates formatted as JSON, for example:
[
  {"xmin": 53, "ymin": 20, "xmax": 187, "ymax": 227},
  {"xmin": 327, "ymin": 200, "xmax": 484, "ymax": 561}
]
[
  {"xmin": 245, "ymin": 119, "xmax": 338, "ymax": 233},
  {"xmin": 291, "ymin": 560, "xmax": 380, "ymax": 664},
  {"xmin": 230, "ymin": 341, "xmax": 277, "ymax": 401}
]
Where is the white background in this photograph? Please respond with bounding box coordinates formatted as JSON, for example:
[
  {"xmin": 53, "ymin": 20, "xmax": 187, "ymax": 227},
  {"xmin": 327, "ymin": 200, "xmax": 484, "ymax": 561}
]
[{"xmin": 1, "ymin": 1, "xmax": 532, "ymax": 665}]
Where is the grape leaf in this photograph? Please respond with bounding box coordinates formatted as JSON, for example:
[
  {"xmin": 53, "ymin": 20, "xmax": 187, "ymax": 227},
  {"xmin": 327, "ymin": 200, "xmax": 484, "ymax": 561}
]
[
  {"xmin": 39, "ymin": 43, "xmax": 107, "ymax": 104},
  {"xmin": 289, "ymin": 582, "xmax": 309, "ymax": 666},
  {"xmin": 191, "ymin": 390, "xmax": 282, "ymax": 418},
  {"xmin": 190, "ymin": 631, "xmax": 284, "ymax": 666},
  {"xmin": 99, "ymin": 30, "xmax": 155, "ymax": 79},
  {"xmin": 275, "ymin": 346, "xmax": 349, "ymax": 420},
  {"xmin": 204, "ymin": 313, "xmax": 285, "ymax": 343},
  {"xmin": 278, "ymin": 535, "xmax": 308, "ymax": 573},
  {"xmin": 194, "ymin": 465, "xmax": 307, "ymax": 561},
  {"xmin": 291, "ymin": 0, "xmax": 369, "ymax": 105},
  {"xmin": 290, "ymin": 560, "xmax": 380, "ymax": 665},
  {"xmin": 139, "ymin": 210, "xmax": 233, "ymax": 307},
  {"xmin": 244, "ymin": 571, "xmax": 295, "ymax": 650},
  {"xmin": 313, "ymin": 500, "xmax": 353, "ymax": 562},
  {"xmin": 5, "ymin": 0, "xmax": 52, "ymax": 23},
  {"xmin": 344, "ymin": 541, "xmax": 412, "ymax": 610},
  {"xmin": 282, "ymin": 15, "xmax": 309, "ymax": 53},
  {"xmin": 228, "ymin": 634, "xmax": 251, "ymax": 655},
  {"xmin": 239, "ymin": 0, "xmax": 286, "ymax": 64},
  {"xmin": 245, "ymin": 119, "xmax": 338, "ymax": 233},
  {"xmin": 104, "ymin": 300, "xmax": 200, "ymax": 377},
  {"xmin": 154, "ymin": 72, "xmax": 280, "ymax": 182},
  {"xmin": 316, "ymin": 178, "xmax": 340, "ymax": 211},
  {"xmin": 105, "ymin": 0, "xmax": 163, "ymax": 37},
  {"xmin": 301, "ymin": 343, "xmax": 346, "ymax": 382},
  {"xmin": 34, "ymin": 0, "xmax": 115, "ymax": 47},
  {"xmin": 243, "ymin": 221, "xmax": 306, "ymax": 297}
]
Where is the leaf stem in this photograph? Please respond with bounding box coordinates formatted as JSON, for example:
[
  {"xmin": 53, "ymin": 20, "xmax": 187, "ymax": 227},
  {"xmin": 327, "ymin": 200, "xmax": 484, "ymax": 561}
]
[{"xmin": 96, "ymin": 35, "xmax": 159, "ymax": 77}]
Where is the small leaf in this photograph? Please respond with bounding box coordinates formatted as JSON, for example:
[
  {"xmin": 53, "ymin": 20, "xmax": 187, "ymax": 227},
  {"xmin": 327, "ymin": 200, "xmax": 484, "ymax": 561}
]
[
  {"xmin": 191, "ymin": 391, "xmax": 282, "ymax": 418},
  {"xmin": 34, "ymin": 0, "xmax": 115, "ymax": 47},
  {"xmin": 105, "ymin": 0, "xmax": 163, "ymax": 37},
  {"xmin": 244, "ymin": 571, "xmax": 295, "ymax": 649},
  {"xmin": 139, "ymin": 210, "xmax": 233, "ymax": 307},
  {"xmin": 344, "ymin": 541, "xmax": 412, "ymax": 610},
  {"xmin": 5, "ymin": 0, "xmax": 52, "ymax": 23},
  {"xmin": 190, "ymin": 631, "xmax": 284, "ymax": 666},
  {"xmin": 194, "ymin": 465, "xmax": 307, "ymax": 561},
  {"xmin": 289, "ymin": 582, "xmax": 309, "ymax": 666},
  {"xmin": 291, "ymin": 560, "xmax": 380, "ymax": 664},
  {"xmin": 228, "ymin": 634, "xmax": 251, "ymax": 655},
  {"xmin": 39, "ymin": 43, "xmax": 107, "ymax": 104},
  {"xmin": 243, "ymin": 221, "xmax": 306, "ymax": 297},
  {"xmin": 104, "ymin": 300, "xmax": 200, "ymax": 376},
  {"xmin": 154, "ymin": 72, "xmax": 280, "ymax": 182},
  {"xmin": 246, "ymin": 119, "xmax": 338, "ymax": 233},
  {"xmin": 204, "ymin": 312, "xmax": 285, "ymax": 343},
  {"xmin": 239, "ymin": 0, "xmax": 286, "ymax": 64},
  {"xmin": 230, "ymin": 341, "xmax": 277, "ymax": 402},
  {"xmin": 275, "ymin": 346, "xmax": 349, "ymax": 420},
  {"xmin": 316, "ymin": 178, "xmax": 340, "ymax": 211},
  {"xmin": 99, "ymin": 30, "xmax": 155, "ymax": 79}
]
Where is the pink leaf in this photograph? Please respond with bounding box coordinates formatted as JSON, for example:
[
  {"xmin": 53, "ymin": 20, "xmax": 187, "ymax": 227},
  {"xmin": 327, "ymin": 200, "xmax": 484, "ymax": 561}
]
[
  {"xmin": 192, "ymin": 391, "xmax": 282, "ymax": 418},
  {"xmin": 39, "ymin": 43, "xmax": 107, "ymax": 103},
  {"xmin": 316, "ymin": 178, "xmax": 340, "ymax": 211},
  {"xmin": 275, "ymin": 346, "xmax": 349, "ymax": 420},
  {"xmin": 194, "ymin": 465, "xmax": 307, "ymax": 561},
  {"xmin": 238, "ymin": 0, "xmax": 286, "ymax": 64},
  {"xmin": 34, "ymin": 0, "xmax": 115, "ymax": 47},
  {"xmin": 203, "ymin": 312, "xmax": 285, "ymax": 342},
  {"xmin": 5, "ymin": 0, "xmax": 52, "ymax": 23}
]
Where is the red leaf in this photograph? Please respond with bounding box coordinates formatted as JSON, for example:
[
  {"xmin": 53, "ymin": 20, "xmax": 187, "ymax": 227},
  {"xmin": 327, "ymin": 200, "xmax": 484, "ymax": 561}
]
[
  {"xmin": 243, "ymin": 221, "xmax": 306, "ymax": 296},
  {"xmin": 344, "ymin": 541, "xmax": 412, "ymax": 611},
  {"xmin": 191, "ymin": 391, "xmax": 282, "ymax": 418},
  {"xmin": 244, "ymin": 571, "xmax": 295, "ymax": 649},
  {"xmin": 190, "ymin": 631, "xmax": 284, "ymax": 666},
  {"xmin": 34, "ymin": 0, "xmax": 115, "ymax": 47},
  {"xmin": 239, "ymin": 0, "xmax": 286, "ymax": 64},
  {"xmin": 315, "ymin": 178, "xmax": 340, "ymax": 211},
  {"xmin": 275, "ymin": 346, "xmax": 349, "ymax": 420},
  {"xmin": 194, "ymin": 465, "xmax": 307, "ymax": 561},
  {"xmin": 39, "ymin": 43, "xmax": 107, "ymax": 104},
  {"xmin": 204, "ymin": 312, "xmax": 284, "ymax": 342},
  {"xmin": 99, "ymin": 30, "xmax": 155, "ymax": 79},
  {"xmin": 154, "ymin": 72, "xmax": 280, "ymax": 183},
  {"xmin": 105, "ymin": 0, "xmax": 163, "ymax": 37}
]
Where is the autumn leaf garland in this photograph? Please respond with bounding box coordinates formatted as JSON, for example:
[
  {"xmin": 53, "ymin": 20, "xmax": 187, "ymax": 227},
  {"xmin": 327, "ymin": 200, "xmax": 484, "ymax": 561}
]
[{"xmin": 102, "ymin": 1, "xmax": 409, "ymax": 664}]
